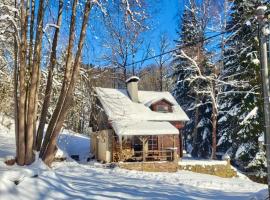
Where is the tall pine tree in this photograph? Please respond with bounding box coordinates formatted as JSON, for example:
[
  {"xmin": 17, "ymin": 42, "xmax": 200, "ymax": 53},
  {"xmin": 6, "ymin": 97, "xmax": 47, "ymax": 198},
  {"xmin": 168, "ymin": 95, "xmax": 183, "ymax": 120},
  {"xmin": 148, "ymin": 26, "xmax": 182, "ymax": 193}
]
[
  {"xmin": 173, "ymin": 1, "xmax": 213, "ymax": 158},
  {"xmin": 218, "ymin": 0, "xmax": 265, "ymax": 172}
]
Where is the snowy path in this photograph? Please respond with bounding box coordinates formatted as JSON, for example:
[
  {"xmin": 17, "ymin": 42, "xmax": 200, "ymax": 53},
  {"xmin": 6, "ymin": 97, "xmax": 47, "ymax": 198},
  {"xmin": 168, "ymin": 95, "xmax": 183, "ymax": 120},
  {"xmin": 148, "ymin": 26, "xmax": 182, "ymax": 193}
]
[{"xmin": 0, "ymin": 122, "xmax": 267, "ymax": 200}]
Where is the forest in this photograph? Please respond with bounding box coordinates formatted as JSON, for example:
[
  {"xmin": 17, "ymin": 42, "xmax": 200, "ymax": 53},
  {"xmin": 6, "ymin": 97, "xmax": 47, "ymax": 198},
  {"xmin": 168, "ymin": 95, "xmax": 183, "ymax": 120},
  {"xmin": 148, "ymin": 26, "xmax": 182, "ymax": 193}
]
[{"xmin": 0, "ymin": 0, "xmax": 268, "ymax": 184}]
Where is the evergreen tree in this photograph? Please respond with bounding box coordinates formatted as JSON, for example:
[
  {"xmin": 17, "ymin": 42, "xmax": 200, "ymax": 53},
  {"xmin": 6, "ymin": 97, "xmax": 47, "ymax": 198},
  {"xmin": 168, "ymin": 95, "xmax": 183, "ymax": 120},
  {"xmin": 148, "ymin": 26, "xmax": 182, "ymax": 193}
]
[
  {"xmin": 173, "ymin": 2, "xmax": 213, "ymax": 158},
  {"xmin": 218, "ymin": 0, "xmax": 265, "ymax": 172}
]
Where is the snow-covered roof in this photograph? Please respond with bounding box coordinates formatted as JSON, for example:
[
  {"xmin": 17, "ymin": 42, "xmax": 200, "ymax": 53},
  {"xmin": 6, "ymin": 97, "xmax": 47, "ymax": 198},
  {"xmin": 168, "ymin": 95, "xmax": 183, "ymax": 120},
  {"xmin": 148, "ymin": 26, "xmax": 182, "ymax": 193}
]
[
  {"xmin": 112, "ymin": 120, "xmax": 179, "ymax": 136},
  {"xmin": 95, "ymin": 87, "xmax": 189, "ymax": 126},
  {"xmin": 139, "ymin": 90, "xmax": 178, "ymax": 107}
]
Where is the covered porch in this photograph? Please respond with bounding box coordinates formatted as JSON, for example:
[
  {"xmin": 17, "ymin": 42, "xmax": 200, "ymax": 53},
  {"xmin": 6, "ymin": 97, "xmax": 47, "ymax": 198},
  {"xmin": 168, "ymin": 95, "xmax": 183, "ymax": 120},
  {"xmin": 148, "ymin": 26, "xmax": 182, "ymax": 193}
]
[{"xmin": 112, "ymin": 120, "xmax": 181, "ymax": 162}]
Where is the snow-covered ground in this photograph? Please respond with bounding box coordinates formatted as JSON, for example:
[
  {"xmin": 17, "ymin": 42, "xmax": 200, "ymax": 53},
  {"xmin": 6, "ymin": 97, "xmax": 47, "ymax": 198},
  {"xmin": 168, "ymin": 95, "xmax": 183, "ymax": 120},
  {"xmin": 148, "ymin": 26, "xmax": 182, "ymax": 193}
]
[{"xmin": 0, "ymin": 117, "xmax": 268, "ymax": 200}]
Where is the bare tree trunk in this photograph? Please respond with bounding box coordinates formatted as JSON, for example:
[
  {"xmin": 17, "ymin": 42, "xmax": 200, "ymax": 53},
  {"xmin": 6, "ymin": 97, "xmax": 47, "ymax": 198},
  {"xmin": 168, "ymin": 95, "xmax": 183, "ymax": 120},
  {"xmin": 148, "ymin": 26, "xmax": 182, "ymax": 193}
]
[
  {"xmin": 179, "ymin": 130, "xmax": 183, "ymax": 158},
  {"xmin": 32, "ymin": 67, "xmax": 40, "ymax": 150},
  {"xmin": 26, "ymin": 0, "xmax": 38, "ymax": 152},
  {"xmin": 211, "ymin": 107, "xmax": 217, "ymax": 160},
  {"xmin": 25, "ymin": 0, "xmax": 34, "ymax": 127},
  {"xmin": 17, "ymin": 0, "xmax": 28, "ymax": 166},
  {"xmin": 220, "ymin": 0, "xmax": 227, "ymax": 73},
  {"xmin": 191, "ymin": 44, "xmax": 203, "ymax": 158},
  {"xmin": 13, "ymin": 0, "xmax": 19, "ymax": 159},
  {"xmin": 123, "ymin": 66, "xmax": 127, "ymax": 82},
  {"xmin": 191, "ymin": 96, "xmax": 199, "ymax": 157},
  {"xmin": 24, "ymin": 0, "xmax": 30, "ymax": 127},
  {"xmin": 25, "ymin": 0, "xmax": 45, "ymax": 165},
  {"xmin": 39, "ymin": 0, "xmax": 78, "ymax": 158},
  {"xmin": 42, "ymin": 0, "xmax": 92, "ymax": 166},
  {"xmin": 28, "ymin": 0, "xmax": 35, "ymax": 70},
  {"xmin": 36, "ymin": 0, "xmax": 63, "ymax": 151},
  {"xmin": 211, "ymin": 79, "xmax": 218, "ymax": 159},
  {"xmin": 159, "ymin": 64, "xmax": 163, "ymax": 91},
  {"xmin": 14, "ymin": 41, "xmax": 19, "ymax": 159}
]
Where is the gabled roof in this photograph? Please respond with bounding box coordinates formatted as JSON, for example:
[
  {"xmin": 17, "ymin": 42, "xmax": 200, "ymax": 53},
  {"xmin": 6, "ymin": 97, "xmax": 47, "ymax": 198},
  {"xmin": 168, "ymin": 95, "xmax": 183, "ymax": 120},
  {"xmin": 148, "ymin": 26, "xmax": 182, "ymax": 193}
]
[
  {"xmin": 95, "ymin": 87, "xmax": 189, "ymax": 122},
  {"xmin": 94, "ymin": 87, "xmax": 189, "ymax": 136},
  {"xmin": 144, "ymin": 97, "xmax": 174, "ymax": 107},
  {"xmin": 139, "ymin": 90, "xmax": 178, "ymax": 107}
]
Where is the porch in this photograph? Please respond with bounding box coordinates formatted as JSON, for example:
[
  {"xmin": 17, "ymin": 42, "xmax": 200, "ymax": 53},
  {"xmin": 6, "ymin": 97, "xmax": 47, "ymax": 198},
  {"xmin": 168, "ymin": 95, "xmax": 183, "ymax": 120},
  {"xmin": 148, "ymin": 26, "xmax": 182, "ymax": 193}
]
[
  {"xmin": 91, "ymin": 120, "xmax": 182, "ymax": 163},
  {"xmin": 112, "ymin": 135, "xmax": 180, "ymax": 162}
]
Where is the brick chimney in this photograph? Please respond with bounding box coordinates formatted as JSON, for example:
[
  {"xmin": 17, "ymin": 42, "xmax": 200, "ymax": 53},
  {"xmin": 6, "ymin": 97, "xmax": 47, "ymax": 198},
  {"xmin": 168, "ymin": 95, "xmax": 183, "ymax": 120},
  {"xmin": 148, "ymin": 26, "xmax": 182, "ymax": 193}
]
[{"xmin": 126, "ymin": 76, "xmax": 140, "ymax": 103}]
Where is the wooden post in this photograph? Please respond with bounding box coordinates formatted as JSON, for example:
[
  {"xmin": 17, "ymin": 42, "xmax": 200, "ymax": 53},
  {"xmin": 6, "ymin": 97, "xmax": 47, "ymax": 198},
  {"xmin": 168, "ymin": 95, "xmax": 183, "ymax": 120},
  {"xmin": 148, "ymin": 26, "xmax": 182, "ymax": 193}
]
[
  {"xmin": 95, "ymin": 132, "xmax": 98, "ymax": 159},
  {"xmin": 173, "ymin": 135, "xmax": 175, "ymax": 161},
  {"xmin": 131, "ymin": 136, "xmax": 134, "ymax": 156},
  {"xmin": 161, "ymin": 136, "xmax": 164, "ymax": 149},
  {"xmin": 139, "ymin": 136, "xmax": 148, "ymax": 162},
  {"xmin": 179, "ymin": 130, "xmax": 183, "ymax": 158},
  {"xmin": 119, "ymin": 136, "xmax": 122, "ymax": 160},
  {"xmin": 142, "ymin": 137, "xmax": 145, "ymax": 162},
  {"xmin": 119, "ymin": 136, "xmax": 122, "ymax": 149},
  {"xmin": 173, "ymin": 135, "xmax": 175, "ymax": 148},
  {"xmin": 161, "ymin": 135, "xmax": 164, "ymax": 159}
]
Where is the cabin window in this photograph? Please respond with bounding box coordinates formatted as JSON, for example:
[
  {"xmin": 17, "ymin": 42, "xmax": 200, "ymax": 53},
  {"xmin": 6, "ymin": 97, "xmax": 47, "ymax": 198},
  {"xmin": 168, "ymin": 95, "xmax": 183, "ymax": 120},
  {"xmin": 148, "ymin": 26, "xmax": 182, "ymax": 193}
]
[
  {"xmin": 156, "ymin": 105, "xmax": 169, "ymax": 113},
  {"xmin": 148, "ymin": 136, "xmax": 158, "ymax": 150}
]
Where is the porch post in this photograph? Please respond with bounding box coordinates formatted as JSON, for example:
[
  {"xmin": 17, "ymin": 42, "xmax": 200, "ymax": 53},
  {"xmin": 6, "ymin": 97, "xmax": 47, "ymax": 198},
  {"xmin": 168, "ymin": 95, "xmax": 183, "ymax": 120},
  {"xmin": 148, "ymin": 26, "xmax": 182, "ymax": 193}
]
[
  {"xmin": 179, "ymin": 129, "xmax": 183, "ymax": 158},
  {"xmin": 139, "ymin": 136, "xmax": 148, "ymax": 162},
  {"xmin": 173, "ymin": 135, "xmax": 175, "ymax": 161},
  {"xmin": 142, "ymin": 137, "xmax": 145, "ymax": 162},
  {"xmin": 119, "ymin": 136, "xmax": 122, "ymax": 160},
  {"xmin": 173, "ymin": 135, "xmax": 175, "ymax": 148}
]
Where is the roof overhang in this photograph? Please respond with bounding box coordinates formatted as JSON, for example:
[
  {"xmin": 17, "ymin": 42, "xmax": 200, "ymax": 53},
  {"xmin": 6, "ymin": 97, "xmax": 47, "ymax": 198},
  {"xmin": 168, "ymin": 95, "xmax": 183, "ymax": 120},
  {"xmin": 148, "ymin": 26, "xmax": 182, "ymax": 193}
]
[{"xmin": 112, "ymin": 120, "xmax": 179, "ymax": 136}]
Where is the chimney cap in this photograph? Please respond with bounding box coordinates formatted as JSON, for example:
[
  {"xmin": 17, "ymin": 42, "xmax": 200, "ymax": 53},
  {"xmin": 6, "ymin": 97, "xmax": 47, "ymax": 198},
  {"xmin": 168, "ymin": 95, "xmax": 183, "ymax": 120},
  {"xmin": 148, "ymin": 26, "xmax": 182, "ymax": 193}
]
[{"xmin": 126, "ymin": 76, "xmax": 140, "ymax": 83}]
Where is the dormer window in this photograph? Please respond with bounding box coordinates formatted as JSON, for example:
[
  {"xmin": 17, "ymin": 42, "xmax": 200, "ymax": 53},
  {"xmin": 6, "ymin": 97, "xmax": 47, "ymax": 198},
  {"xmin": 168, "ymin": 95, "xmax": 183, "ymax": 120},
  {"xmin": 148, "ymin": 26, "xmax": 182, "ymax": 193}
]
[
  {"xmin": 150, "ymin": 99, "xmax": 173, "ymax": 113},
  {"xmin": 156, "ymin": 105, "xmax": 169, "ymax": 113}
]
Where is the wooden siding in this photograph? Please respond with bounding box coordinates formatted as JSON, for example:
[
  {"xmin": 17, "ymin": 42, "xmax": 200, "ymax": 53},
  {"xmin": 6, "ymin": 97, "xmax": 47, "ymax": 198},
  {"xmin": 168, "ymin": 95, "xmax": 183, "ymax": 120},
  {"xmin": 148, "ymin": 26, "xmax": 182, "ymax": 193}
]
[{"xmin": 170, "ymin": 121, "xmax": 184, "ymax": 129}]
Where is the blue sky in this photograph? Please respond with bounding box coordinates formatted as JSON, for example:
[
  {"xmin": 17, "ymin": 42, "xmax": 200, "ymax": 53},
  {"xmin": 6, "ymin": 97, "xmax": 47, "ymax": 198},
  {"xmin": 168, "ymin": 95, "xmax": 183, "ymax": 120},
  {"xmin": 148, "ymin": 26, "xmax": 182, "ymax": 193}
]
[
  {"xmin": 41, "ymin": 0, "xmax": 185, "ymax": 68},
  {"xmin": 81, "ymin": 0, "xmax": 184, "ymax": 67},
  {"xmin": 151, "ymin": 0, "xmax": 183, "ymax": 43}
]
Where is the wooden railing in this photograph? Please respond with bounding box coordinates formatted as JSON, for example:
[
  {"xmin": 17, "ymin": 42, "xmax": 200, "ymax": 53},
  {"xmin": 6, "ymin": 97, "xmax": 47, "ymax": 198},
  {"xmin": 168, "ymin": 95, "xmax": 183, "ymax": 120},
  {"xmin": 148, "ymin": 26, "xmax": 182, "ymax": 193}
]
[{"xmin": 132, "ymin": 149, "xmax": 176, "ymax": 162}]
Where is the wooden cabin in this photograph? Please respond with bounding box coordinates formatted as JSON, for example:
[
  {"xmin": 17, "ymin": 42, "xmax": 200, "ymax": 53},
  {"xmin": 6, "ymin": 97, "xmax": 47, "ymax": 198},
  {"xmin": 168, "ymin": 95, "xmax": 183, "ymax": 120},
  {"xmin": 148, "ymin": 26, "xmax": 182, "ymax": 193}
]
[{"xmin": 90, "ymin": 76, "xmax": 189, "ymax": 163}]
